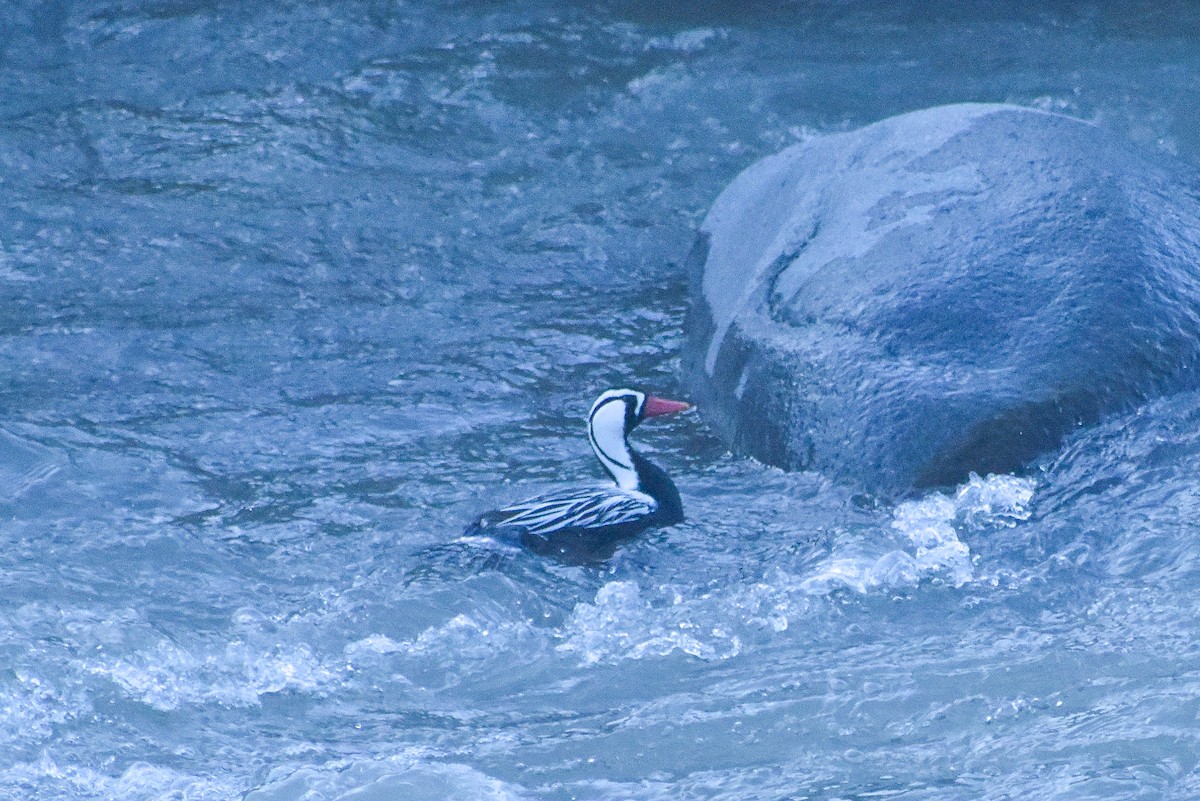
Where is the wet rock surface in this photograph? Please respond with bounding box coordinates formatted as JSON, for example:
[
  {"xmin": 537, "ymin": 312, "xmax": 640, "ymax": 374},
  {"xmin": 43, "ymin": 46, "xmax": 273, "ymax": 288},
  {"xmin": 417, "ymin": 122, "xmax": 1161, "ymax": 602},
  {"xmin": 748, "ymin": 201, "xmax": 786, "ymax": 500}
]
[{"xmin": 685, "ymin": 104, "xmax": 1200, "ymax": 493}]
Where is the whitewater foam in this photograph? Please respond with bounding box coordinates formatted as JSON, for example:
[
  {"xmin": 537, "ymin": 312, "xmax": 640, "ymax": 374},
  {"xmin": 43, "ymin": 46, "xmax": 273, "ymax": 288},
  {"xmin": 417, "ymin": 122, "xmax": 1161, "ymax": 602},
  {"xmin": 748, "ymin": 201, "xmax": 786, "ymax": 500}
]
[
  {"xmin": 87, "ymin": 638, "xmax": 343, "ymax": 711},
  {"xmin": 802, "ymin": 473, "xmax": 1035, "ymax": 595}
]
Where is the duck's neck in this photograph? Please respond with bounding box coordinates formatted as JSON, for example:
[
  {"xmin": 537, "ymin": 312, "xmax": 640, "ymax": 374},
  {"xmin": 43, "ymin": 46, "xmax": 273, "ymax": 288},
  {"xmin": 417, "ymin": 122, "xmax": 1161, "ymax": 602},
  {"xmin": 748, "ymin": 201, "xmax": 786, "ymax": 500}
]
[
  {"xmin": 631, "ymin": 450, "xmax": 683, "ymax": 523},
  {"xmin": 589, "ymin": 420, "xmax": 640, "ymax": 491},
  {"xmin": 589, "ymin": 426, "xmax": 682, "ymax": 518}
]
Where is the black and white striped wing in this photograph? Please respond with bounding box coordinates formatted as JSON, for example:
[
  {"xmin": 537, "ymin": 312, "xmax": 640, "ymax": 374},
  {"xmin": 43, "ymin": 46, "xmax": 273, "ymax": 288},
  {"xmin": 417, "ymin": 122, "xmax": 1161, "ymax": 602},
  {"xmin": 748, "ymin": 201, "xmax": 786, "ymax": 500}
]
[{"xmin": 492, "ymin": 487, "xmax": 657, "ymax": 535}]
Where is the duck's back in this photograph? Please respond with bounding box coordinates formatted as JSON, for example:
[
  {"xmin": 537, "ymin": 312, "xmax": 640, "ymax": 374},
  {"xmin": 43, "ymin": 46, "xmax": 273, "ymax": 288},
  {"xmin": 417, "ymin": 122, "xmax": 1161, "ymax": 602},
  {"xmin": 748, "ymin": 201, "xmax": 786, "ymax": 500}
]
[{"xmin": 464, "ymin": 485, "xmax": 662, "ymax": 563}]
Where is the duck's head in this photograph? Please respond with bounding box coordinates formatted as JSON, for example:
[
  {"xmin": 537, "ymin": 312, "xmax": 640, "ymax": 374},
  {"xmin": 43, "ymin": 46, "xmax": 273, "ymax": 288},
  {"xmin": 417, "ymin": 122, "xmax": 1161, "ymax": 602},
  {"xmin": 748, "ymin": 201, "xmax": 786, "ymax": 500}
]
[{"xmin": 588, "ymin": 389, "xmax": 690, "ymax": 488}]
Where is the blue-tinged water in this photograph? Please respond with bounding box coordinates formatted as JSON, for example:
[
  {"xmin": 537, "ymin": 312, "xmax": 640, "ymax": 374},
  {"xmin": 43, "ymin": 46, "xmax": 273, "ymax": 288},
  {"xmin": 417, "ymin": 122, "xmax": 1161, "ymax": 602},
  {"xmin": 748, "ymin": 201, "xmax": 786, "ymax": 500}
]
[{"xmin": 4, "ymin": 2, "xmax": 1200, "ymax": 799}]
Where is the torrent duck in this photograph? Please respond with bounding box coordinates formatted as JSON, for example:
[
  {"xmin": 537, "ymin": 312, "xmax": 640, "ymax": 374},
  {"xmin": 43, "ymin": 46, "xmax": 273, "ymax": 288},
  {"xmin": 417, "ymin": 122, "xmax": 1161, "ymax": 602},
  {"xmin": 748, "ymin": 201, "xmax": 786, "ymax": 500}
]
[{"xmin": 464, "ymin": 388, "xmax": 689, "ymax": 562}]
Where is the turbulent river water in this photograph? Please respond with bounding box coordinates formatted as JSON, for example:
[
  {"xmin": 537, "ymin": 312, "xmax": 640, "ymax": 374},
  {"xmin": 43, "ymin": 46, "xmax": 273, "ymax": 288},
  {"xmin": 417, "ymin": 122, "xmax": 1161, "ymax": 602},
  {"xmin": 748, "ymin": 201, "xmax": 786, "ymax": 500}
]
[{"xmin": 4, "ymin": 2, "xmax": 1200, "ymax": 799}]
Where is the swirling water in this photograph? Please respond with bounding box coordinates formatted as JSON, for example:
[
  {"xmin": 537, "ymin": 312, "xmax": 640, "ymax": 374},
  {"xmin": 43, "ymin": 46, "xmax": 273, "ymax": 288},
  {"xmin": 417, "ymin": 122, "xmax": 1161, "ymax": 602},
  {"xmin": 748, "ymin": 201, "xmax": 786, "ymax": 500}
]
[{"xmin": 3, "ymin": 2, "xmax": 1200, "ymax": 799}]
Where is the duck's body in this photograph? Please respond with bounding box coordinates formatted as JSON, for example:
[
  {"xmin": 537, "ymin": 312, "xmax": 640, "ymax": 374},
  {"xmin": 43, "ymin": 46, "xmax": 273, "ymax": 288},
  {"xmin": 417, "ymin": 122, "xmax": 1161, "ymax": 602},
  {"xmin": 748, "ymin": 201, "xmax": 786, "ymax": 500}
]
[{"xmin": 464, "ymin": 389, "xmax": 688, "ymax": 562}]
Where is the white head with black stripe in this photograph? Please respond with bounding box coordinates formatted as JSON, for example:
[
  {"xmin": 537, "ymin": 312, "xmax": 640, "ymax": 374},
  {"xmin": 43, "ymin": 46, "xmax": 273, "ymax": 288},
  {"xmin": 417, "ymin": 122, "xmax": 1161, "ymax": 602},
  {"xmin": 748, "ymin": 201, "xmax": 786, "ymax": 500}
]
[{"xmin": 588, "ymin": 388, "xmax": 691, "ymax": 490}]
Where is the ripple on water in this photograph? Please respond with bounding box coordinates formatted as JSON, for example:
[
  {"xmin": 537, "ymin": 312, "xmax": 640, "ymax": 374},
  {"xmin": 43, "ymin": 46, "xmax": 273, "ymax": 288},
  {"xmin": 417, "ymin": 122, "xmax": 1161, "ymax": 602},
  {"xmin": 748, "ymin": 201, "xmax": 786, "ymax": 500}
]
[
  {"xmin": 243, "ymin": 753, "xmax": 528, "ymax": 801},
  {"xmin": 0, "ymin": 757, "xmax": 242, "ymax": 801}
]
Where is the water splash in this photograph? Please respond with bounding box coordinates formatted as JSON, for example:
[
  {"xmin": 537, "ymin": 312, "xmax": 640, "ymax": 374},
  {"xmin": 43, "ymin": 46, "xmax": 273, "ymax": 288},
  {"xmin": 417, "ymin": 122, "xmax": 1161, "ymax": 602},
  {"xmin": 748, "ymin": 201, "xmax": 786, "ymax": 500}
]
[
  {"xmin": 802, "ymin": 473, "xmax": 1035, "ymax": 594},
  {"xmin": 554, "ymin": 475, "xmax": 1037, "ymax": 665},
  {"xmin": 0, "ymin": 671, "xmax": 88, "ymax": 748},
  {"xmin": 558, "ymin": 581, "xmax": 744, "ymax": 665},
  {"xmin": 86, "ymin": 638, "xmax": 342, "ymax": 711}
]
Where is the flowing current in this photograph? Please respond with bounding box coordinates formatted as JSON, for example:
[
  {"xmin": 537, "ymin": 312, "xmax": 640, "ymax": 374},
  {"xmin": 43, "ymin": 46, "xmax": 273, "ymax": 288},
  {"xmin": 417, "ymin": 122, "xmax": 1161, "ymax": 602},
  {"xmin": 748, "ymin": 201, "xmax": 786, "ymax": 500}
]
[{"xmin": 3, "ymin": 3, "xmax": 1200, "ymax": 799}]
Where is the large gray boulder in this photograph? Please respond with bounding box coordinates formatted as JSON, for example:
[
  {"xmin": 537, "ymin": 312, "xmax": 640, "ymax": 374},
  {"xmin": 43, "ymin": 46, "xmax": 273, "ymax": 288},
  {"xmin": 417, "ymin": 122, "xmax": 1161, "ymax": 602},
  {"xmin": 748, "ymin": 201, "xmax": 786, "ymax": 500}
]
[{"xmin": 684, "ymin": 104, "xmax": 1200, "ymax": 493}]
